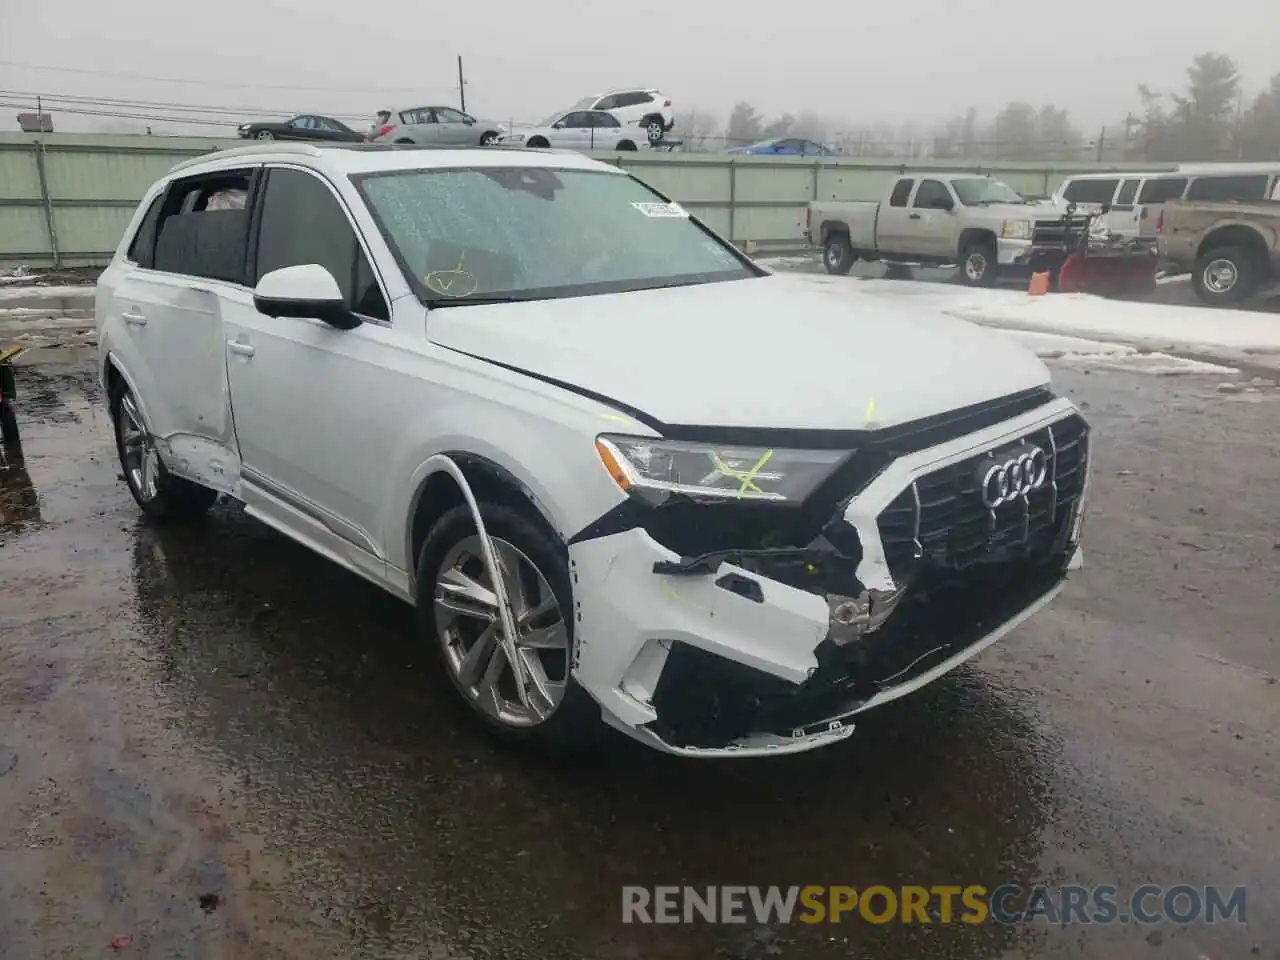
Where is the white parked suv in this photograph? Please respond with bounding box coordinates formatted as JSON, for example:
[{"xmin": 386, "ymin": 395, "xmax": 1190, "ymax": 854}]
[
  {"xmin": 569, "ymin": 88, "xmax": 674, "ymax": 144},
  {"xmin": 95, "ymin": 141, "xmax": 1089, "ymax": 757}
]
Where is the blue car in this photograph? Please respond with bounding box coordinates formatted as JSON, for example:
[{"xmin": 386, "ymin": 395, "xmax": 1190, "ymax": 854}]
[{"xmin": 725, "ymin": 137, "xmax": 840, "ymax": 157}]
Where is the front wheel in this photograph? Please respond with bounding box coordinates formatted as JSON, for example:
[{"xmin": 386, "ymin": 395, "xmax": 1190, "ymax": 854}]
[
  {"xmin": 110, "ymin": 382, "xmax": 217, "ymax": 523},
  {"xmin": 643, "ymin": 116, "xmax": 665, "ymax": 145},
  {"xmin": 960, "ymin": 239, "xmax": 998, "ymax": 286},
  {"xmin": 255, "ymin": 129, "xmax": 274, "ymax": 141},
  {"xmin": 416, "ymin": 503, "xmax": 601, "ymax": 755},
  {"xmin": 823, "ymin": 233, "xmax": 856, "ymax": 275},
  {"xmin": 479, "ymin": 130, "xmax": 500, "ymax": 145},
  {"xmin": 526, "ymin": 136, "xmax": 549, "ymax": 149},
  {"xmin": 616, "ymin": 140, "xmax": 637, "ymax": 151},
  {"xmin": 1193, "ymin": 246, "xmax": 1259, "ymax": 305}
]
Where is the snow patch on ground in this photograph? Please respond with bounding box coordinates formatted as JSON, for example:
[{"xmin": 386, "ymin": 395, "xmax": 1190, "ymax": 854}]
[{"xmin": 0, "ymin": 285, "xmax": 95, "ymax": 302}]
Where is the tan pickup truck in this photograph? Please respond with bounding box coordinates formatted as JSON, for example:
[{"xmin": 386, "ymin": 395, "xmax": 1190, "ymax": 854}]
[{"xmin": 1157, "ymin": 199, "xmax": 1280, "ymax": 304}]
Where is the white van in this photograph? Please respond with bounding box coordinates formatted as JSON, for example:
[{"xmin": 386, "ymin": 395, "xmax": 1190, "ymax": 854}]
[{"xmin": 1054, "ymin": 165, "xmax": 1280, "ymax": 241}]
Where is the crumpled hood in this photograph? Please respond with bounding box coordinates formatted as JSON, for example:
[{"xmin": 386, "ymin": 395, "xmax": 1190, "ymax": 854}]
[{"xmin": 426, "ymin": 274, "xmax": 1051, "ymax": 431}]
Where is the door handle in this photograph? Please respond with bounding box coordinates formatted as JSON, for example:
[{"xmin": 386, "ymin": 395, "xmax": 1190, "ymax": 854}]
[
  {"xmin": 122, "ymin": 309, "xmax": 147, "ymax": 326},
  {"xmin": 908, "ymin": 213, "xmax": 922, "ymax": 220},
  {"xmin": 226, "ymin": 340, "xmax": 255, "ymax": 357}
]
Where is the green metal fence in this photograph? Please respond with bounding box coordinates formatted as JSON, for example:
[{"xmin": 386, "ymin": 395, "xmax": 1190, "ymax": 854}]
[{"xmin": 0, "ymin": 133, "xmax": 1175, "ymax": 267}]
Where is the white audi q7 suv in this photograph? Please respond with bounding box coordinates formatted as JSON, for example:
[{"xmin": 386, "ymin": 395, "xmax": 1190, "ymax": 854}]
[{"xmin": 95, "ymin": 141, "xmax": 1089, "ymax": 758}]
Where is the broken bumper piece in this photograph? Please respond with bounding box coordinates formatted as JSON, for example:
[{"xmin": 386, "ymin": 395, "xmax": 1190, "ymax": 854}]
[{"xmin": 567, "ymin": 399, "xmax": 1089, "ymax": 758}]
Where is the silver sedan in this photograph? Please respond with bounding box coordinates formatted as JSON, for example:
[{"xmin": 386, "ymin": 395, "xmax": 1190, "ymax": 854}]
[{"xmin": 370, "ymin": 106, "xmax": 506, "ymax": 146}]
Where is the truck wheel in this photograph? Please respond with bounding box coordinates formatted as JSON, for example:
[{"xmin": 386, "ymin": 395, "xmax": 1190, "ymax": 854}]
[
  {"xmin": 823, "ymin": 233, "xmax": 856, "ymax": 275},
  {"xmin": 1192, "ymin": 246, "xmax": 1259, "ymax": 305},
  {"xmin": 960, "ymin": 239, "xmax": 998, "ymax": 286}
]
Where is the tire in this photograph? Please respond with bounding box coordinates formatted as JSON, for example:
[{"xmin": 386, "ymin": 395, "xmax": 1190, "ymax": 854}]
[
  {"xmin": 0, "ymin": 399, "xmax": 18, "ymax": 447},
  {"xmin": 479, "ymin": 130, "xmax": 500, "ymax": 146},
  {"xmin": 823, "ymin": 232, "xmax": 856, "ymax": 275},
  {"xmin": 959, "ymin": 238, "xmax": 998, "ymax": 287},
  {"xmin": 394, "ymin": 138, "xmax": 415, "ymax": 145},
  {"xmin": 1192, "ymin": 246, "xmax": 1259, "ymax": 305},
  {"xmin": 415, "ymin": 502, "xmax": 601, "ymax": 755},
  {"xmin": 526, "ymin": 136, "xmax": 549, "ymax": 149},
  {"xmin": 109, "ymin": 381, "xmax": 217, "ymax": 523},
  {"xmin": 255, "ymin": 129, "xmax": 274, "ymax": 141},
  {"xmin": 616, "ymin": 140, "xmax": 637, "ymax": 151},
  {"xmin": 642, "ymin": 115, "xmax": 665, "ymax": 145}
]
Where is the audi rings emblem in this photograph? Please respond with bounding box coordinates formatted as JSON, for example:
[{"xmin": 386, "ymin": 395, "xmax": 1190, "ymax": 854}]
[{"xmin": 981, "ymin": 447, "xmax": 1049, "ymax": 508}]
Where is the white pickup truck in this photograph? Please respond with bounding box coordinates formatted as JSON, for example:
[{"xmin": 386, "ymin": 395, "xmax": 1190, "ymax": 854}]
[{"xmin": 806, "ymin": 174, "xmax": 1093, "ymax": 285}]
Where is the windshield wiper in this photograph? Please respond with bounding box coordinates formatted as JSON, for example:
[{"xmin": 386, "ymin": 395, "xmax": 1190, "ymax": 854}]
[{"xmin": 426, "ymin": 295, "xmax": 547, "ymax": 308}]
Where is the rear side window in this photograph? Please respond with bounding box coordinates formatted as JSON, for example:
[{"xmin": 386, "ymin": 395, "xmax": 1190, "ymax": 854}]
[
  {"xmin": 1062, "ymin": 178, "xmax": 1118, "ymax": 203},
  {"xmin": 1115, "ymin": 179, "xmax": 1140, "ymax": 205},
  {"xmin": 254, "ymin": 168, "xmax": 389, "ymax": 321},
  {"xmin": 126, "ymin": 194, "xmax": 164, "ymax": 267},
  {"xmin": 154, "ymin": 210, "xmax": 251, "ymax": 283},
  {"xmin": 888, "ymin": 179, "xmax": 913, "ymax": 207},
  {"xmin": 1137, "ymin": 177, "xmax": 1187, "ymax": 204},
  {"xmin": 1185, "ymin": 174, "xmax": 1270, "ymax": 201}
]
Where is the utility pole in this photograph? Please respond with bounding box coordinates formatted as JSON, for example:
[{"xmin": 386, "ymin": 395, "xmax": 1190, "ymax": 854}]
[
  {"xmin": 1095, "ymin": 125, "xmax": 1105, "ymax": 162},
  {"xmin": 457, "ymin": 56, "xmax": 466, "ymax": 113}
]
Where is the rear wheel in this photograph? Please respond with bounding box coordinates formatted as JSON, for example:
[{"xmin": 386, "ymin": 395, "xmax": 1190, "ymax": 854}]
[
  {"xmin": 643, "ymin": 115, "xmax": 665, "ymax": 145},
  {"xmin": 526, "ymin": 136, "xmax": 549, "ymax": 149},
  {"xmin": 416, "ymin": 502, "xmax": 601, "ymax": 755},
  {"xmin": 960, "ymin": 238, "xmax": 998, "ymax": 286},
  {"xmin": 1192, "ymin": 246, "xmax": 1259, "ymax": 305},
  {"xmin": 110, "ymin": 382, "xmax": 217, "ymax": 523},
  {"xmin": 616, "ymin": 140, "xmax": 637, "ymax": 151},
  {"xmin": 823, "ymin": 232, "xmax": 856, "ymax": 275},
  {"xmin": 479, "ymin": 130, "xmax": 500, "ymax": 145}
]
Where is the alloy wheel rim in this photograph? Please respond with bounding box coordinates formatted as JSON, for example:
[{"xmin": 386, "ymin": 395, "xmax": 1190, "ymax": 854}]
[
  {"xmin": 257, "ymin": 130, "xmax": 274, "ymax": 140},
  {"xmin": 118, "ymin": 393, "xmax": 160, "ymax": 502},
  {"xmin": 435, "ymin": 535, "xmax": 569, "ymax": 727},
  {"xmin": 1204, "ymin": 259, "xmax": 1237, "ymax": 293},
  {"xmin": 647, "ymin": 121, "xmax": 662, "ymax": 140}
]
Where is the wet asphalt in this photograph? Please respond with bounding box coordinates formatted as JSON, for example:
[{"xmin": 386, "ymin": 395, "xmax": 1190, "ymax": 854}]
[{"xmin": 0, "ymin": 356, "xmax": 1277, "ymax": 960}]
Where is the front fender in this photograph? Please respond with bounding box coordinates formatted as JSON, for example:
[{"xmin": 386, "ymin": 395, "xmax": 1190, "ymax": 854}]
[{"xmin": 382, "ymin": 402, "xmax": 638, "ymax": 573}]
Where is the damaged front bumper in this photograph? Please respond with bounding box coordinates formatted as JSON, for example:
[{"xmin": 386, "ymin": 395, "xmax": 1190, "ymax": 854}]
[{"xmin": 567, "ymin": 394, "xmax": 1090, "ymax": 757}]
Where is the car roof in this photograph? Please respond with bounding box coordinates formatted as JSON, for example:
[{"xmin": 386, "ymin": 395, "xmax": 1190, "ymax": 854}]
[
  {"xmin": 593, "ymin": 87, "xmax": 661, "ymax": 96},
  {"xmin": 166, "ymin": 142, "xmax": 619, "ymax": 179}
]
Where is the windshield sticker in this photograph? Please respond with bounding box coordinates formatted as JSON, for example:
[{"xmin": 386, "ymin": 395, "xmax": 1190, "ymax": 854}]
[{"xmin": 631, "ymin": 201, "xmax": 688, "ymax": 218}]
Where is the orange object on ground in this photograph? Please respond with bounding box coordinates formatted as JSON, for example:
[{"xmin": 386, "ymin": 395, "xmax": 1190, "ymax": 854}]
[{"xmin": 1028, "ymin": 271, "xmax": 1051, "ymax": 296}]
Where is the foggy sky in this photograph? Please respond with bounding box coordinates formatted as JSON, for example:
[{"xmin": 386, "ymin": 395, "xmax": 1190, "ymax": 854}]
[{"xmin": 3, "ymin": 0, "xmax": 1277, "ymax": 133}]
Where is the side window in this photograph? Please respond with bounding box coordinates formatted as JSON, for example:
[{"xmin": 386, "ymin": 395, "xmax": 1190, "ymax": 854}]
[
  {"xmin": 1136, "ymin": 177, "xmax": 1187, "ymax": 204},
  {"xmin": 435, "ymin": 107, "xmax": 468, "ymax": 123},
  {"xmin": 563, "ymin": 112, "xmax": 592, "ymax": 127},
  {"xmin": 1063, "ymin": 178, "xmax": 1119, "ymax": 203},
  {"xmin": 126, "ymin": 193, "xmax": 165, "ymax": 267},
  {"xmin": 888, "ymin": 179, "xmax": 913, "ymax": 207},
  {"xmin": 254, "ymin": 168, "xmax": 389, "ymax": 321},
  {"xmin": 593, "ymin": 112, "xmax": 620, "ymax": 128},
  {"xmin": 1115, "ymin": 179, "xmax": 1140, "ymax": 205},
  {"xmin": 913, "ymin": 179, "xmax": 951, "ymax": 208},
  {"xmin": 1185, "ymin": 174, "xmax": 1269, "ymax": 201},
  {"xmin": 152, "ymin": 171, "xmax": 254, "ymax": 283},
  {"xmin": 594, "ymin": 95, "xmax": 618, "ymax": 110}
]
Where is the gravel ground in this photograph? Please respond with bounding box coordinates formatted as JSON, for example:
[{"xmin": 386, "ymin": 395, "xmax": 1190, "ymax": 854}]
[{"xmin": 0, "ymin": 357, "xmax": 1277, "ymax": 960}]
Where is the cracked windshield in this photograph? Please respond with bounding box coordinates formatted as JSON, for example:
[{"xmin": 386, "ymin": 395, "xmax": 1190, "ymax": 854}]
[{"xmin": 1, "ymin": 0, "xmax": 1277, "ymax": 957}]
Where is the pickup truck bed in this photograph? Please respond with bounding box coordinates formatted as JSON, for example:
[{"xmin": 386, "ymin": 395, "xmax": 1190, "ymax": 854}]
[{"xmin": 1157, "ymin": 199, "xmax": 1280, "ymax": 305}]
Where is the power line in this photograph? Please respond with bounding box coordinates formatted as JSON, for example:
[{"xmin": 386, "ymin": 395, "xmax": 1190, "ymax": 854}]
[
  {"xmin": 0, "ymin": 89, "xmax": 371, "ymax": 123},
  {"xmin": 0, "ymin": 58, "xmax": 454, "ymax": 94},
  {"xmin": 0, "ymin": 98, "xmax": 236, "ymax": 127}
]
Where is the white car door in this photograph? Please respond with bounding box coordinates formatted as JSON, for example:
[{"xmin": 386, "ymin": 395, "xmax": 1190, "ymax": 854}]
[
  {"xmin": 108, "ymin": 172, "xmax": 253, "ymax": 492},
  {"xmin": 550, "ymin": 111, "xmax": 595, "ymax": 150},
  {"xmin": 220, "ymin": 164, "xmax": 397, "ymax": 573}
]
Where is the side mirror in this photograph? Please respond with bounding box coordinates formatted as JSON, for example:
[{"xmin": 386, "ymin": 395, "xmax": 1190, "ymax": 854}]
[
  {"xmin": 253, "ymin": 264, "xmax": 359, "ymax": 330},
  {"xmin": 551, "ymin": 121, "xmax": 564, "ymax": 129},
  {"xmin": 463, "ymin": 117, "xmax": 475, "ymax": 125}
]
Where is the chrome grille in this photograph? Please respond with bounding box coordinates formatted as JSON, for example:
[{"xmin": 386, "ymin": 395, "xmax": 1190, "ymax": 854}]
[{"xmin": 876, "ymin": 414, "xmax": 1088, "ymax": 579}]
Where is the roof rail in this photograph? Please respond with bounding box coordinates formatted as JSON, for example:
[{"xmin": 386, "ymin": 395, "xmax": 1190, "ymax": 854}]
[{"xmin": 168, "ymin": 141, "xmax": 323, "ymax": 175}]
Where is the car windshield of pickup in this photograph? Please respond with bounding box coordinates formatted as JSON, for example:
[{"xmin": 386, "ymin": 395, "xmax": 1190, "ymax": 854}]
[
  {"xmin": 951, "ymin": 177, "xmax": 1026, "ymax": 205},
  {"xmin": 355, "ymin": 166, "xmax": 756, "ymax": 305}
]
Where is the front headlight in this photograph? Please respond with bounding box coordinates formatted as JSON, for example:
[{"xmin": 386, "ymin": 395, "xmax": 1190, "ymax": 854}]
[
  {"xmin": 595, "ymin": 435, "xmax": 848, "ymax": 502},
  {"xmin": 1001, "ymin": 219, "xmax": 1032, "ymax": 240}
]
